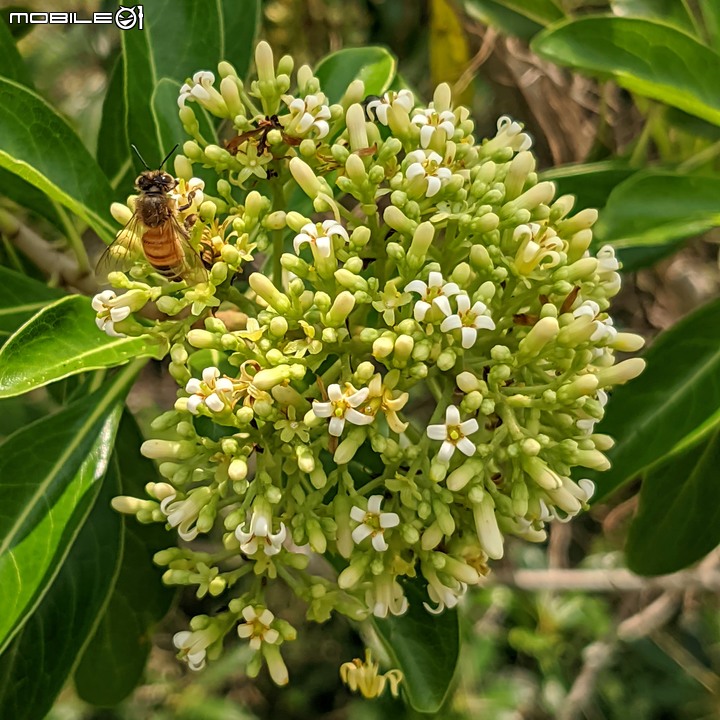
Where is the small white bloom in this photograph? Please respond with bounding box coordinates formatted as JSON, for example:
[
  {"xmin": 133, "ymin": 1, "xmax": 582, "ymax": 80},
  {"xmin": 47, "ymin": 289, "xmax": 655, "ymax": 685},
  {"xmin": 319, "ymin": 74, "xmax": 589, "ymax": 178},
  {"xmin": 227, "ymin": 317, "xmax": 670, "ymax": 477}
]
[
  {"xmin": 312, "ymin": 383, "xmax": 373, "ymax": 436},
  {"xmin": 171, "ymin": 176, "xmax": 205, "ymax": 209},
  {"xmin": 366, "ymin": 574, "xmax": 408, "ymax": 618},
  {"xmin": 173, "ymin": 629, "xmax": 213, "ymax": 671},
  {"xmin": 404, "ymin": 271, "xmax": 461, "ymax": 321},
  {"xmin": 427, "ymin": 405, "xmax": 479, "ymax": 462},
  {"xmin": 185, "ymin": 366, "xmax": 235, "ymax": 415},
  {"xmin": 572, "ymin": 300, "xmax": 600, "ymax": 319},
  {"xmin": 440, "ymin": 294, "xmax": 495, "ymax": 348},
  {"xmin": 293, "ymin": 219, "xmax": 349, "ymax": 258},
  {"xmin": 160, "ymin": 487, "xmax": 211, "ymax": 541},
  {"xmin": 178, "ymin": 70, "xmax": 217, "ymax": 108},
  {"xmin": 92, "ymin": 289, "xmax": 141, "ymax": 337},
  {"xmin": 404, "ymin": 149, "xmax": 452, "ymax": 197},
  {"xmin": 423, "ymin": 568, "xmax": 467, "ymax": 614},
  {"xmin": 237, "ymin": 606, "xmax": 280, "ymax": 650},
  {"xmin": 597, "ymin": 244, "xmax": 620, "ymax": 273},
  {"xmin": 514, "ymin": 223, "xmax": 563, "ymax": 275},
  {"xmin": 495, "ymin": 115, "xmax": 532, "ymax": 151},
  {"xmin": 411, "ymin": 107, "xmax": 456, "ymax": 148},
  {"xmin": 366, "ymin": 89, "xmax": 414, "ymax": 125},
  {"xmin": 235, "ymin": 509, "xmax": 287, "ymax": 556},
  {"xmin": 350, "ymin": 495, "xmax": 400, "ymax": 552},
  {"xmin": 284, "ymin": 93, "xmax": 332, "ymax": 138},
  {"xmin": 590, "ymin": 316, "xmax": 617, "ymax": 343}
]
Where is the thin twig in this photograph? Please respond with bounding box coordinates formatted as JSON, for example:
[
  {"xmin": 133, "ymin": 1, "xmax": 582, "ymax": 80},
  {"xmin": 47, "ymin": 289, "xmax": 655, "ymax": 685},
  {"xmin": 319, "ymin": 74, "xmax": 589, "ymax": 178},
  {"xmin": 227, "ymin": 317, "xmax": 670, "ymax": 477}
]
[
  {"xmin": 452, "ymin": 27, "xmax": 498, "ymax": 97},
  {"xmin": 491, "ymin": 568, "xmax": 720, "ymax": 593},
  {"xmin": 0, "ymin": 208, "xmax": 98, "ymax": 294}
]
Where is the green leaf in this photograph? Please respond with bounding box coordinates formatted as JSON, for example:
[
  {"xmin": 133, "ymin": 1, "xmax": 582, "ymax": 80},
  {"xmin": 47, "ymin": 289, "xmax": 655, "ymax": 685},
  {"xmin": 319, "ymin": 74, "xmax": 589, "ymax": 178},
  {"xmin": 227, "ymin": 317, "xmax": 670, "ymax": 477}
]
[
  {"xmin": 700, "ymin": 0, "xmax": 720, "ymax": 49},
  {"xmin": 0, "ymin": 455, "xmax": 124, "ymax": 719},
  {"xmin": 0, "ymin": 265, "xmax": 63, "ymax": 337},
  {"xmin": 626, "ymin": 430, "xmax": 720, "ymax": 575},
  {"xmin": 122, "ymin": 0, "xmax": 224, "ymax": 168},
  {"xmin": 0, "ymin": 366, "xmax": 137, "ymax": 654},
  {"xmin": 220, "ymin": 0, "xmax": 261, "ymax": 80},
  {"xmin": 532, "ymin": 17, "xmax": 720, "ymax": 126},
  {"xmin": 374, "ymin": 579, "xmax": 459, "ymax": 713},
  {"xmin": 315, "ymin": 47, "xmax": 397, "ymax": 104},
  {"xmin": 595, "ymin": 171, "xmax": 720, "ymax": 248},
  {"xmin": 540, "ymin": 161, "xmax": 635, "ymax": 211},
  {"xmin": 464, "ymin": 0, "xmax": 543, "ymax": 39},
  {"xmin": 74, "ymin": 413, "xmax": 174, "ymax": 706},
  {"xmin": 610, "ymin": 0, "xmax": 697, "ymax": 35},
  {"xmin": 0, "ymin": 295, "xmax": 165, "ymax": 398},
  {"xmin": 0, "ymin": 11, "xmax": 31, "ymax": 87},
  {"xmin": 591, "ymin": 296, "xmax": 720, "ymax": 503},
  {"xmin": 97, "ymin": 57, "xmax": 130, "ymax": 185},
  {"xmin": 0, "ymin": 78, "xmax": 116, "ymax": 242}
]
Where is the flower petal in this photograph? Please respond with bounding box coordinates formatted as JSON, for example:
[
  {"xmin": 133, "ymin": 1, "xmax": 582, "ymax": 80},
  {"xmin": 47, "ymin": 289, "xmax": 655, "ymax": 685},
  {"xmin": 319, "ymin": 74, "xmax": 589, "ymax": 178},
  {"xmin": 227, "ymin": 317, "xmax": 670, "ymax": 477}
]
[
  {"xmin": 456, "ymin": 437, "xmax": 476, "ymax": 456},
  {"xmin": 445, "ymin": 405, "xmax": 461, "ymax": 425},
  {"xmin": 352, "ymin": 524, "xmax": 373, "ymax": 544},
  {"xmin": 461, "ymin": 326, "xmax": 477, "ymax": 348},
  {"xmin": 426, "ymin": 423, "xmax": 447, "ymax": 441},
  {"xmin": 438, "ymin": 441, "xmax": 455, "ymax": 462},
  {"xmin": 371, "ymin": 533, "xmax": 389, "ymax": 552},
  {"xmin": 328, "ymin": 416, "xmax": 345, "ymax": 436}
]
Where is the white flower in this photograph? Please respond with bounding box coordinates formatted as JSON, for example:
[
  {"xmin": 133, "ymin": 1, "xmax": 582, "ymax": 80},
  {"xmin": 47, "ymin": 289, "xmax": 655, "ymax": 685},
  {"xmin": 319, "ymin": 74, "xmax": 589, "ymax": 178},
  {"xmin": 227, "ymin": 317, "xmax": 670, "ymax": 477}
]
[
  {"xmin": 236, "ymin": 606, "xmax": 280, "ymax": 650},
  {"xmin": 590, "ymin": 316, "xmax": 617, "ymax": 343},
  {"xmin": 366, "ymin": 574, "xmax": 408, "ymax": 618},
  {"xmin": 92, "ymin": 289, "xmax": 145, "ymax": 337},
  {"xmin": 597, "ymin": 244, "xmax": 620, "ymax": 273},
  {"xmin": 573, "ymin": 300, "xmax": 600, "ymax": 319},
  {"xmin": 173, "ymin": 628, "xmax": 216, "ymax": 671},
  {"xmin": 427, "ymin": 405, "xmax": 479, "ymax": 462},
  {"xmin": 514, "ymin": 223, "xmax": 563, "ymax": 275},
  {"xmin": 366, "ymin": 89, "xmax": 414, "ymax": 125},
  {"xmin": 350, "ymin": 495, "xmax": 400, "ymax": 552},
  {"xmin": 495, "ymin": 115, "xmax": 532, "ymax": 151},
  {"xmin": 235, "ymin": 506, "xmax": 287, "ymax": 556},
  {"xmin": 185, "ymin": 367, "xmax": 235, "ymax": 414},
  {"xmin": 423, "ymin": 568, "xmax": 467, "ymax": 614},
  {"xmin": 411, "ymin": 107, "xmax": 456, "ymax": 148},
  {"xmin": 440, "ymin": 294, "xmax": 495, "ymax": 348},
  {"xmin": 404, "ymin": 271, "xmax": 461, "ymax": 321},
  {"xmin": 284, "ymin": 93, "xmax": 332, "ymax": 138},
  {"xmin": 312, "ymin": 383, "xmax": 373, "ymax": 436},
  {"xmin": 178, "ymin": 70, "xmax": 218, "ymax": 108},
  {"xmin": 160, "ymin": 487, "xmax": 211, "ymax": 541},
  {"xmin": 404, "ymin": 149, "xmax": 452, "ymax": 197},
  {"xmin": 293, "ymin": 219, "xmax": 349, "ymax": 258}
]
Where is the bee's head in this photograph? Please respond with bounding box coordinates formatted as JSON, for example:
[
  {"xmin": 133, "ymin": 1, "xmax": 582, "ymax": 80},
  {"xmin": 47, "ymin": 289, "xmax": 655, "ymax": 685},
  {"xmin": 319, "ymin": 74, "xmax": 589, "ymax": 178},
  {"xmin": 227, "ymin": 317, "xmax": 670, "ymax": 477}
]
[{"xmin": 135, "ymin": 170, "xmax": 177, "ymax": 194}]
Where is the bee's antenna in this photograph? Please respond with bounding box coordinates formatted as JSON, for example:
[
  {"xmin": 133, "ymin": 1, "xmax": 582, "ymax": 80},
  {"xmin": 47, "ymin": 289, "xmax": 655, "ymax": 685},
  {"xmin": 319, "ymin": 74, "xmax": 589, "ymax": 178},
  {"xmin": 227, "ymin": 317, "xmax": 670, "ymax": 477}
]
[
  {"xmin": 159, "ymin": 144, "xmax": 179, "ymax": 170},
  {"xmin": 131, "ymin": 144, "xmax": 150, "ymax": 170}
]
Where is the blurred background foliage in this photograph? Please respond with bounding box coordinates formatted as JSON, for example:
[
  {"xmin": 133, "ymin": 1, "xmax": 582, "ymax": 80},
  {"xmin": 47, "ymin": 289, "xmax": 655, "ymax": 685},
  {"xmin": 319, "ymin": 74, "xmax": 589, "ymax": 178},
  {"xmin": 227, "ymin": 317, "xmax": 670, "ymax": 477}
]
[{"xmin": 3, "ymin": 0, "xmax": 720, "ymax": 718}]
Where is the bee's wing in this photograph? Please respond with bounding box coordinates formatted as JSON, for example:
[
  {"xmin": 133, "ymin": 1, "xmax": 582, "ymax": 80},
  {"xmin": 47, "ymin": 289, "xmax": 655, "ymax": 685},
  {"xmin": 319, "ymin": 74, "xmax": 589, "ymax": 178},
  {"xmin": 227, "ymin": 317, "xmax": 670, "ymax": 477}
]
[
  {"xmin": 169, "ymin": 214, "xmax": 208, "ymax": 285},
  {"xmin": 96, "ymin": 214, "xmax": 144, "ymax": 283}
]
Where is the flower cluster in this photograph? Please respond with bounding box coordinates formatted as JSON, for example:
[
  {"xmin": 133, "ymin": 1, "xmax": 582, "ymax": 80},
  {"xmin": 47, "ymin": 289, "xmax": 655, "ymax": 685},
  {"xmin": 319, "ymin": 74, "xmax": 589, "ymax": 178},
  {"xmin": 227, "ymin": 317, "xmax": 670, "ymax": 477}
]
[{"xmin": 104, "ymin": 42, "xmax": 645, "ymax": 689}]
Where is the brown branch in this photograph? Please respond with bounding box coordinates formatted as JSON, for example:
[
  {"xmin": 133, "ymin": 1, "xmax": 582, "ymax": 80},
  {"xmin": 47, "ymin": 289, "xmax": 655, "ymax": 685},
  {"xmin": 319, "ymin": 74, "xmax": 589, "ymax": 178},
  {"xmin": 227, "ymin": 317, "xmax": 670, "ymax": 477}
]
[{"xmin": 0, "ymin": 208, "xmax": 98, "ymax": 294}]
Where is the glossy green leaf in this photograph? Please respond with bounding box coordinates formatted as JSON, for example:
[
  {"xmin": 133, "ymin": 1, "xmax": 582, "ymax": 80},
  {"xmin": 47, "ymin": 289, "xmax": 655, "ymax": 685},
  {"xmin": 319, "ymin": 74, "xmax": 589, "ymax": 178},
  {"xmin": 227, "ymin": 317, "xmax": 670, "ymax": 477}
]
[
  {"xmin": 97, "ymin": 57, "xmax": 130, "ymax": 186},
  {"xmin": 701, "ymin": 0, "xmax": 720, "ymax": 49},
  {"xmin": 220, "ymin": 0, "xmax": 261, "ymax": 80},
  {"xmin": 532, "ymin": 17, "xmax": 720, "ymax": 126},
  {"xmin": 0, "ymin": 455, "xmax": 124, "ymax": 719},
  {"xmin": 374, "ymin": 579, "xmax": 459, "ymax": 712},
  {"xmin": 315, "ymin": 47, "xmax": 397, "ymax": 104},
  {"xmin": 0, "ymin": 295, "xmax": 165, "ymax": 398},
  {"xmin": 595, "ymin": 171, "xmax": 720, "ymax": 248},
  {"xmin": 121, "ymin": 0, "xmax": 236, "ymax": 170},
  {"xmin": 540, "ymin": 161, "xmax": 635, "ymax": 211},
  {"xmin": 0, "ymin": 265, "xmax": 63, "ymax": 337},
  {"xmin": 0, "ymin": 366, "xmax": 136, "ymax": 654},
  {"xmin": 611, "ymin": 0, "xmax": 697, "ymax": 35},
  {"xmin": 464, "ymin": 0, "xmax": 543, "ymax": 39},
  {"xmin": 0, "ymin": 78, "xmax": 115, "ymax": 242},
  {"xmin": 591, "ymin": 296, "xmax": 720, "ymax": 503},
  {"xmin": 74, "ymin": 413, "xmax": 174, "ymax": 706},
  {"xmin": 626, "ymin": 430, "xmax": 720, "ymax": 575},
  {"xmin": 0, "ymin": 12, "xmax": 31, "ymax": 86}
]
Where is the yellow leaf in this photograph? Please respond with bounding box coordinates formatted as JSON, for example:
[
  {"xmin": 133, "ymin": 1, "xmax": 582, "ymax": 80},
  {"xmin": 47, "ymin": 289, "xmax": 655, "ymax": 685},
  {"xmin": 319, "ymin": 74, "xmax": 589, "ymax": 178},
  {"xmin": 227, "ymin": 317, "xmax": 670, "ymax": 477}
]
[{"xmin": 430, "ymin": 0, "xmax": 473, "ymax": 106}]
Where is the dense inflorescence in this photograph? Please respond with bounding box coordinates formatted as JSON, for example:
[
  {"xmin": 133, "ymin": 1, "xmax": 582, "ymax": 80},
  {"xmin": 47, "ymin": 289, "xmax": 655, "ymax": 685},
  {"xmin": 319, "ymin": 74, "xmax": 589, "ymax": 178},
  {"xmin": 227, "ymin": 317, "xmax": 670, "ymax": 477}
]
[{"xmin": 103, "ymin": 42, "xmax": 645, "ymax": 688}]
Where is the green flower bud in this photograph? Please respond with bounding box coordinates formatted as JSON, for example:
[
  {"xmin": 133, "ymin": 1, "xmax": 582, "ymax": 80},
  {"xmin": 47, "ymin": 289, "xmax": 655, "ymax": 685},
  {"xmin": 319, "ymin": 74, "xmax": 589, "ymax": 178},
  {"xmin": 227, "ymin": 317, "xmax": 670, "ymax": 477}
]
[{"xmin": 249, "ymin": 273, "xmax": 292, "ymax": 313}]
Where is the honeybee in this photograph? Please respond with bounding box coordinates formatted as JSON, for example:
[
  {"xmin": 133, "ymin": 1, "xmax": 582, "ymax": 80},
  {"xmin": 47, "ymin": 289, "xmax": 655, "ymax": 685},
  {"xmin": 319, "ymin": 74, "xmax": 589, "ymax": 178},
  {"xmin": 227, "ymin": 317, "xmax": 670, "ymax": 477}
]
[{"xmin": 97, "ymin": 145, "xmax": 207, "ymax": 284}]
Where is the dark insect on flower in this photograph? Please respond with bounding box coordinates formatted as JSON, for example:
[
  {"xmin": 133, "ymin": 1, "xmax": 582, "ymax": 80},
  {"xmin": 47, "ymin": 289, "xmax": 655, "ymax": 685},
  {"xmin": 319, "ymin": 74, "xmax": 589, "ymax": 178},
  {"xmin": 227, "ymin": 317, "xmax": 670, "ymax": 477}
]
[
  {"xmin": 97, "ymin": 144, "xmax": 207, "ymax": 284},
  {"xmin": 225, "ymin": 114, "xmax": 301, "ymax": 156}
]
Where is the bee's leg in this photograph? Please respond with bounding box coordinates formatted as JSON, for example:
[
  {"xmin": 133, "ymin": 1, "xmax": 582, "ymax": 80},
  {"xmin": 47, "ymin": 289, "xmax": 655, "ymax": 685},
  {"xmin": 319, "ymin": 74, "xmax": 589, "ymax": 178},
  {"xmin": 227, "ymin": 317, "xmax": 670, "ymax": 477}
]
[
  {"xmin": 177, "ymin": 190, "xmax": 197, "ymax": 212},
  {"xmin": 183, "ymin": 213, "xmax": 198, "ymax": 231}
]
